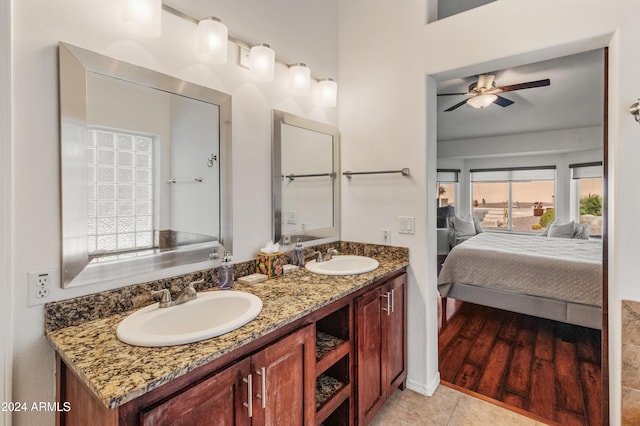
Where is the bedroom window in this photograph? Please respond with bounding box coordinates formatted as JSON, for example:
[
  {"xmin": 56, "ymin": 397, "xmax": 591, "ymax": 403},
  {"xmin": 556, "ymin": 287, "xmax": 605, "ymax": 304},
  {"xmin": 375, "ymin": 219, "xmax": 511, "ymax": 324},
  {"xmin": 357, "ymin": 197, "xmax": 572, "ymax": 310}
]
[
  {"xmin": 436, "ymin": 169, "xmax": 458, "ymax": 208},
  {"xmin": 87, "ymin": 129, "xmax": 155, "ymax": 259},
  {"xmin": 471, "ymin": 167, "xmax": 556, "ymax": 233},
  {"xmin": 571, "ymin": 162, "xmax": 603, "ymax": 238},
  {"xmin": 437, "ymin": 169, "xmax": 459, "ymax": 228}
]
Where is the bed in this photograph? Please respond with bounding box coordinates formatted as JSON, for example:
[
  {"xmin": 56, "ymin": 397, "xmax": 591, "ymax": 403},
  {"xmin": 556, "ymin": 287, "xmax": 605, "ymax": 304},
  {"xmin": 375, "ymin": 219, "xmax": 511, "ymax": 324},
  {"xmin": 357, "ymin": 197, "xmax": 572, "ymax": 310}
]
[{"xmin": 437, "ymin": 232, "xmax": 603, "ymax": 329}]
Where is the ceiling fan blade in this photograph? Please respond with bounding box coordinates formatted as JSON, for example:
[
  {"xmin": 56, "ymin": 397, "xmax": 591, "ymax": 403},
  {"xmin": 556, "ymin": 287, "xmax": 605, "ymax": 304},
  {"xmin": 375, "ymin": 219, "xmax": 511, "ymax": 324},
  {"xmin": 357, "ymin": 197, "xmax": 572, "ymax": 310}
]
[
  {"xmin": 437, "ymin": 92, "xmax": 469, "ymax": 96},
  {"xmin": 494, "ymin": 95, "xmax": 514, "ymax": 107},
  {"xmin": 495, "ymin": 78, "xmax": 550, "ymax": 93},
  {"xmin": 445, "ymin": 99, "xmax": 469, "ymax": 111}
]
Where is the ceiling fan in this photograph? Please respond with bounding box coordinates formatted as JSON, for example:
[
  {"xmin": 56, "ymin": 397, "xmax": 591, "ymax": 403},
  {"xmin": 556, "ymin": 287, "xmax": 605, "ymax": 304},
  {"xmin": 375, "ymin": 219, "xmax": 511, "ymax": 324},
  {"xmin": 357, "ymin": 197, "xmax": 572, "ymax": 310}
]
[{"xmin": 438, "ymin": 74, "xmax": 551, "ymax": 111}]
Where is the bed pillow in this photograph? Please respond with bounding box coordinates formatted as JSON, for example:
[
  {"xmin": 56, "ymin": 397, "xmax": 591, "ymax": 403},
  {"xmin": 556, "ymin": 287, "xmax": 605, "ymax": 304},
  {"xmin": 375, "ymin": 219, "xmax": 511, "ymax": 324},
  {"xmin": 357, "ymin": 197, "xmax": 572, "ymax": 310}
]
[
  {"xmin": 547, "ymin": 220, "xmax": 576, "ymax": 238},
  {"xmin": 573, "ymin": 223, "xmax": 590, "ymax": 239},
  {"xmin": 540, "ymin": 218, "xmax": 562, "ymax": 237},
  {"xmin": 447, "ymin": 216, "xmax": 479, "ymax": 247},
  {"xmin": 473, "ymin": 217, "xmax": 484, "ymax": 234},
  {"xmin": 453, "ymin": 216, "xmax": 477, "ymax": 236}
]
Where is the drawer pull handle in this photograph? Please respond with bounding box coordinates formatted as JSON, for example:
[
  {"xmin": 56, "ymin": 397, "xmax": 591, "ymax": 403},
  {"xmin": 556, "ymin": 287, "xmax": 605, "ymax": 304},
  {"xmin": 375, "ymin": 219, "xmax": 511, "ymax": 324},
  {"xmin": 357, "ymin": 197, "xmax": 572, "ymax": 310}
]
[
  {"xmin": 391, "ymin": 288, "xmax": 395, "ymax": 313},
  {"xmin": 242, "ymin": 374, "xmax": 253, "ymax": 417},
  {"xmin": 381, "ymin": 292, "xmax": 391, "ymax": 316},
  {"xmin": 256, "ymin": 367, "xmax": 267, "ymax": 408}
]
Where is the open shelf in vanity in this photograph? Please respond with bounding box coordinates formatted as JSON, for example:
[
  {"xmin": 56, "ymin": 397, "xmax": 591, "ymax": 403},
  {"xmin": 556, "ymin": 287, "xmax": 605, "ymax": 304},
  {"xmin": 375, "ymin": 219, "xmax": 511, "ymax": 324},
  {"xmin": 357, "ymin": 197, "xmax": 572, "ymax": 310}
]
[{"xmin": 314, "ymin": 303, "xmax": 353, "ymax": 425}]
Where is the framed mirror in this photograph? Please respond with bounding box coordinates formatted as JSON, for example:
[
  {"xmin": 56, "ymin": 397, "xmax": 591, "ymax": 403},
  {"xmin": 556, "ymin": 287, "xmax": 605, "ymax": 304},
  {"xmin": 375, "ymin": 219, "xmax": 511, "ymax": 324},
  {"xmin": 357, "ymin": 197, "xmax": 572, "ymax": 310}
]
[
  {"xmin": 272, "ymin": 110, "xmax": 339, "ymax": 244},
  {"xmin": 59, "ymin": 43, "xmax": 232, "ymax": 287}
]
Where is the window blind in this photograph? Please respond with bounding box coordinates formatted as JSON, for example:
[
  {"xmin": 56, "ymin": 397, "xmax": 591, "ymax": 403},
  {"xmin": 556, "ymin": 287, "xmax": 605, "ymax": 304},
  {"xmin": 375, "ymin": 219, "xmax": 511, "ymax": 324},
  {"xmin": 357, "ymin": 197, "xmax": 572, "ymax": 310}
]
[
  {"xmin": 436, "ymin": 169, "xmax": 459, "ymax": 183},
  {"xmin": 570, "ymin": 162, "xmax": 603, "ymax": 179},
  {"xmin": 470, "ymin": 166, "xmax": 556, "ymax": 182}
]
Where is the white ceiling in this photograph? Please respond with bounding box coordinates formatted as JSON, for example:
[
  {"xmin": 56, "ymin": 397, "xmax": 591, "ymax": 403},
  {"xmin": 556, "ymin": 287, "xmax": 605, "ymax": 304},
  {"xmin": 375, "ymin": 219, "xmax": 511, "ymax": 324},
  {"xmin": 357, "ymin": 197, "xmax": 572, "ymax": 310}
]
[{"xmin": 437, "ymin": 49, "xmax": 605, "ymax": 142}]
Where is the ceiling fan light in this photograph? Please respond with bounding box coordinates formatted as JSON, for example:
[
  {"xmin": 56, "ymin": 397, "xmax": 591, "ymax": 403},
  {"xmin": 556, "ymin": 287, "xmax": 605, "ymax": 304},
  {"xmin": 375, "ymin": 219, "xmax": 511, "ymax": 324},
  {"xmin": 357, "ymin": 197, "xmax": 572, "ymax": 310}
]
[{"xmin": 467, "ymin": 94, "xmax": 498, "ymax": 109}]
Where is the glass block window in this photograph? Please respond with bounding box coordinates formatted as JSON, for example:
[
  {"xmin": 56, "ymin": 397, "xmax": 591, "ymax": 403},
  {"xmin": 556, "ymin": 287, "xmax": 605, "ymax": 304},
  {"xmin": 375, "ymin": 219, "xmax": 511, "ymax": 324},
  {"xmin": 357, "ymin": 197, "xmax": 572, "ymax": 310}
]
[{"xmin": 88, "ymin": 130, "xmax": 154, "ymax": 255}]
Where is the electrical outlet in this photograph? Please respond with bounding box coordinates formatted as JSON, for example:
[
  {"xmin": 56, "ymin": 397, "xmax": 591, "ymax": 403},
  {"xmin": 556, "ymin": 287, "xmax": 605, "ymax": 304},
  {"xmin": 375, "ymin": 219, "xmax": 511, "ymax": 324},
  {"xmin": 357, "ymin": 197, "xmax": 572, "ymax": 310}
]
[
  {"xmin": 382, "ymin": 229, "xmax": 391, "ymax": 245},
  {"xmin": 28, "ymin": 270, "xmax": 56, "ymax": 306}
]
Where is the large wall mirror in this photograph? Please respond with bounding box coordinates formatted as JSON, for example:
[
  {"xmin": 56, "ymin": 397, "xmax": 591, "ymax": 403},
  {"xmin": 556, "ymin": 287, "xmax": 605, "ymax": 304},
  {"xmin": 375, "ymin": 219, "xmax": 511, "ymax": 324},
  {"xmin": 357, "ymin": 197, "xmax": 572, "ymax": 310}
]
[
  {"xmin": 59, "ymin": 43, "xmax": 232, "ymax": 287},
  {"xmin": 272, "ymin": 110, "xmax": 339, "ymax": 244}
]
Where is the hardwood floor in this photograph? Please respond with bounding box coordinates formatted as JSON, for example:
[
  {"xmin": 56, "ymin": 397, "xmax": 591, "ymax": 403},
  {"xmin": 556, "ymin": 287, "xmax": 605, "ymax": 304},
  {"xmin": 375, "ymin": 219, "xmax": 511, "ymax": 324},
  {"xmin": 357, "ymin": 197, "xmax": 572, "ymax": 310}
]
[{"xmin": 438, "ymin": 299, "xmax": 602, "ymax": 426}]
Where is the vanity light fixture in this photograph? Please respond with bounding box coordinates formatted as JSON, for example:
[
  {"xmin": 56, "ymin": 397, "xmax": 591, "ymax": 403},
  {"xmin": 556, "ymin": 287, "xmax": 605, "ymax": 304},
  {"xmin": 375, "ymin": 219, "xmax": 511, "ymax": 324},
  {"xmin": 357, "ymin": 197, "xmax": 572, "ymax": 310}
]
[
  {"xmin": 467, "ymin": 94, "xmax": 497, "ymax": 109},
  {"xmin": 197, "ymin": 17, "xmax": 228, "ymax": 64},
  {"xmin": 140, "ymin": 5, "xmax": 339, "ymax": 106},
  {"xmin": 289, "ymin": 63, "xmax": 311, "ymax": 96},
  {"xmin": 249, "ymin": 44, "xmax": 276, "ymax": 82},
  {"xmin": 122, "ymin": 0, "xmax": 162, "ymax": 37},
  {"xmin": 318, "ymin": 78, "xmax": 338, "ymax": 107}
]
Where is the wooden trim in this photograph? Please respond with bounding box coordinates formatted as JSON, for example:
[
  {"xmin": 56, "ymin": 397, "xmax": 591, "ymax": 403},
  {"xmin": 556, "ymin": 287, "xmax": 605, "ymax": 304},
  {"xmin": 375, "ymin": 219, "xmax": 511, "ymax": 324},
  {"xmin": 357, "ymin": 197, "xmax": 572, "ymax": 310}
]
[
  {"xmin": 59, "ymin": 354, "xmax": 119, "ymax": 426},
  {"xmin": 316, "ymin": 383, "xmax": 351, "ymax": 424},
  {"xmin": 601, "ymin": 45, "xmax": 610, "ymax": 426}
]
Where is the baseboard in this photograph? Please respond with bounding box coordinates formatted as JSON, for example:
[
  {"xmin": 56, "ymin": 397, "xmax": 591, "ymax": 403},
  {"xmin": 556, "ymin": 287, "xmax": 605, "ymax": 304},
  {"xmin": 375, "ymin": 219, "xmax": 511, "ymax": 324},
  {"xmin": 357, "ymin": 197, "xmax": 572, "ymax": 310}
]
[{"xmin": 406, "ymin": 372, "xmax": 440, "ymax": 396}]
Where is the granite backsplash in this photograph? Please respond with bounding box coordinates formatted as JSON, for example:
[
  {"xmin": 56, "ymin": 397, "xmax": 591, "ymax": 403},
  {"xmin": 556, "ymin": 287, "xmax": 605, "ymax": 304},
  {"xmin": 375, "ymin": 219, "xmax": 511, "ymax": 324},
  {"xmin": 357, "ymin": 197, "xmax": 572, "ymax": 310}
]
[{"xmin": 45, "ymin": 241, "xmax": 408, "ymax": 332}]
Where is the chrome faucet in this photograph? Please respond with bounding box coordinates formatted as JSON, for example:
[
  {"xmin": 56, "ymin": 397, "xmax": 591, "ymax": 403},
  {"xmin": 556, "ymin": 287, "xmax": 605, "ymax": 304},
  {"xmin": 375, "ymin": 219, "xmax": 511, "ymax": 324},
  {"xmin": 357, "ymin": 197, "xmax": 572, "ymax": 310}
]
[
  {"xmin": 314, "ymin": 247, "xmax": 339, "ymax": 262},
  {"xmin": 151, "ymin": 279, "xmax": 203, "ymax": 308}
]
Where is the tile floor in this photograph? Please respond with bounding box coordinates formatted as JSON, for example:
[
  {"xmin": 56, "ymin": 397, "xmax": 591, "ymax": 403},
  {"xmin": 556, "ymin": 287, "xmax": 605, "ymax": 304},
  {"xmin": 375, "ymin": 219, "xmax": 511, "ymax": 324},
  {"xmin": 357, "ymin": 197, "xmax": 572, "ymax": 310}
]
[{"xmin": 370, "ymin": 385, "xmax": 550, "ymax": 425}]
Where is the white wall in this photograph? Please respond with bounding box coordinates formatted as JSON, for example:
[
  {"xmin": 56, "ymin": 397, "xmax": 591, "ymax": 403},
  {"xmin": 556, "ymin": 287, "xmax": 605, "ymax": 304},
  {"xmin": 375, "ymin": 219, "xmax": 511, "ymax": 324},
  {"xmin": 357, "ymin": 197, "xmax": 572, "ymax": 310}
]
[
  {"xmin": 10, "ymin": 1, "xmax": 337, "ymax": 424},
  {"xmin": 169, "ymin": 96, "xmax": 219, "ymax": 237},
  {"xmin": 438, "ymin": 126, "xmax": 603, "ymax": 159},
  {"xmin": 339, "ymin": 0, "xmax": 438, "ymax": 395},
  {"xmin": 1, "ymin": 1, "xmax": 12, "ymax": 425},
  {"xmin": 340, "ymin": 0, "xmax": 640, "ymax": 423}
]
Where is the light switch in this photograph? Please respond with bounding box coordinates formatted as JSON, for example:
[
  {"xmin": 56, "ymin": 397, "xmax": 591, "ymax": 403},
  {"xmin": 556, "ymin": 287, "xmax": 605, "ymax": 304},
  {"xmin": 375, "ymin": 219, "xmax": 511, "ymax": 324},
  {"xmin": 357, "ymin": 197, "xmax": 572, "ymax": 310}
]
[
  {"xmin": 286, "ymin": 211, "xmax": 297, "ymax": 225},
  {"xmin": 398, "ymin": 216, "xmax": 415, "ymax": 235}
]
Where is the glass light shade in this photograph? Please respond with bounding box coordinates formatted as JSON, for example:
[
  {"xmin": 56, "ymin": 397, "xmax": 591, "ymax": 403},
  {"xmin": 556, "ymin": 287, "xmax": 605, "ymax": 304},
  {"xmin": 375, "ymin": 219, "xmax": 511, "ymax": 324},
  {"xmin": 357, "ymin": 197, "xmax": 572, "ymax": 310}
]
[
  {"xmin": 249, "ymin": 44, "xmax": 275, "ymax": 82},
  {"xmin": 197, "ymin": 17, "xmax": 228, "ymax": 64},
  {"xmin": 318, "ymin": 78, "xmax": 338, "ymax": 107},
  {"xmin": 122, "ymin": 0, "xmax": 161, "ymax": 37},
  {"xmin": 467, "ymin": 94, "xmax": 497, "ymax": 109},
  {"xmin": 289, "ymin": 63, "xmax": 311, "ymax": 96}
]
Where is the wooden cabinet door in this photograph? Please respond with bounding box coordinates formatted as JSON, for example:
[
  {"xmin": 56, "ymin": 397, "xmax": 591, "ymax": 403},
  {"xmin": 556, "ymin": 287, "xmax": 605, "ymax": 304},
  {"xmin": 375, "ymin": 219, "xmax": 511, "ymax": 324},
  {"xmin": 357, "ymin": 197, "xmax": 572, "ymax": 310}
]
[
  {"xmin": 250, "ymin": 325, "xmax": 315, "ymax": 426},
  {"xmin": 356, "ymin": 286, "xmax": 384, "ymax": 425},
  {"xmin": 384, "ymin": 274, "xmax": 407, "ymax": 395},
  {"xmin": 141, "ymin": 358, "xmax": 251, "ymax": 426}
]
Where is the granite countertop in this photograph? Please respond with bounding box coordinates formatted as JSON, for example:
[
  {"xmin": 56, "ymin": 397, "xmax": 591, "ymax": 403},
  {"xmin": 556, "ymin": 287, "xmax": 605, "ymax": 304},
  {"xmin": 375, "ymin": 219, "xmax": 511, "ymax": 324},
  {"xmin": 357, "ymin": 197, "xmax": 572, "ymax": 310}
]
[{"xmin": 46, "ymin": 248, "xmax": 408, "ymax": 410}]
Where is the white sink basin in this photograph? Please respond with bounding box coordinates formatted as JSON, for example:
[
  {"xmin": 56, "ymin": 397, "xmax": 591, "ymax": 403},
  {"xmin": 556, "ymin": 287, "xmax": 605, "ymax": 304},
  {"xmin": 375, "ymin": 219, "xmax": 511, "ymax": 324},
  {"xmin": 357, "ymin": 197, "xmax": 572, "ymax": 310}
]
[
  {"xmin": 305, "ymin": 255, "xmax": 379, "ymax": 276},
  {"xmin": 116, "ymin": 291, "xmax": 262, "ymax": 347}
]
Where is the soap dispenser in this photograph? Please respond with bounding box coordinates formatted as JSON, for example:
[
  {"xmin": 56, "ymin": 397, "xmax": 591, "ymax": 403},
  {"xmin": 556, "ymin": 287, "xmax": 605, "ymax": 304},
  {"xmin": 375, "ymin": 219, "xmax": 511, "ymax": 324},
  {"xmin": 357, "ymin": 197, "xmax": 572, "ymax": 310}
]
[
  {"xmin": 218, "ymin": 251, "xmax": 234, "ymax": 289},
  {"xmin": 292, "ymin": 239, "xmax": 305, "ymax": 267}
]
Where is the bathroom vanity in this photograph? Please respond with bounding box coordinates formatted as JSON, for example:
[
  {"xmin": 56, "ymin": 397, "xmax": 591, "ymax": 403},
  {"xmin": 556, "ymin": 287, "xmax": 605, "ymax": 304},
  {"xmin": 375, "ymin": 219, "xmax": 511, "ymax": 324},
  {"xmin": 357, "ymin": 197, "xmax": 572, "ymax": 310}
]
[{"xmin": 47, "ymin": 244, "xmax": 408, "ymax": 425}]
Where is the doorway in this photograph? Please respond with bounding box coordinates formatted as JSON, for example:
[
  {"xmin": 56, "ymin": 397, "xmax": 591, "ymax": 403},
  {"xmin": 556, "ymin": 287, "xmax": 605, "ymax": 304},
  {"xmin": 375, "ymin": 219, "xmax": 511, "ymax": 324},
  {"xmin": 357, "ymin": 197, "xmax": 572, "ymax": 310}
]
[{"xmin": 434, "ymin": 48, "xmax": 609, "ymax": 425}]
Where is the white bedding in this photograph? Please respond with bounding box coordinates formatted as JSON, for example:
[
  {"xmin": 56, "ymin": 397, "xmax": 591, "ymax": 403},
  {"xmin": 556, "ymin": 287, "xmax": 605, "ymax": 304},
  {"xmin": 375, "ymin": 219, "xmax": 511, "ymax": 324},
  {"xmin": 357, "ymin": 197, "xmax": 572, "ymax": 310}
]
[{"xmin": 438, "ymin": 232, "xmax": 603, "ymax": 307}]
